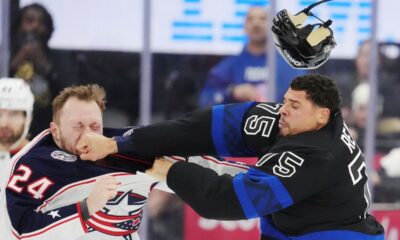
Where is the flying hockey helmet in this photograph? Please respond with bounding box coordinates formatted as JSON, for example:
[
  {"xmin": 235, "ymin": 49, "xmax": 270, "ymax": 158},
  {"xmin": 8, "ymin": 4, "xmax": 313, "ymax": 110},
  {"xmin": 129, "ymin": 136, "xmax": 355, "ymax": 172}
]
[{"xmin": 272, "ymin": 0, "xmax": 336, "ymax": 69}]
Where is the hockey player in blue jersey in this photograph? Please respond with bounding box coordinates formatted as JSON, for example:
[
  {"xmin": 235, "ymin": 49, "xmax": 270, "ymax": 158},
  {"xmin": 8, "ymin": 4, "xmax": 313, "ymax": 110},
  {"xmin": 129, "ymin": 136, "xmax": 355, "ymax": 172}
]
[{"xmin": 77, "ymin": 74, "xmax": 384, "ymax": 240}]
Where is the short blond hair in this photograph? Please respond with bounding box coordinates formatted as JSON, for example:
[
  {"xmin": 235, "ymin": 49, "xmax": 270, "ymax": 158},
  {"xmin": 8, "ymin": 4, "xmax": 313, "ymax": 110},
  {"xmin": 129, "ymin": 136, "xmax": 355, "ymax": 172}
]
[{"xmin": 52, "ymin": 84, "xmax": 106, "ymax": 123}]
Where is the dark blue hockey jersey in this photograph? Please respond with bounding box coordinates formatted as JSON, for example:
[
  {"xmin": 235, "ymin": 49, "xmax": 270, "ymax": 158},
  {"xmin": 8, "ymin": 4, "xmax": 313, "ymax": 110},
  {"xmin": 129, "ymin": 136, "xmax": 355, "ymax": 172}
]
[{"xmin": 1, "ymin": 128, "xmax": 155, "ymax": 240}]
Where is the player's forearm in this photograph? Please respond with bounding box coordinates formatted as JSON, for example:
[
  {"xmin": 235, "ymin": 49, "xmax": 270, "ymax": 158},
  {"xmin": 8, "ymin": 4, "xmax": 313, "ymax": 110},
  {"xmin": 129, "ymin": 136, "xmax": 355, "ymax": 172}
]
[
  {"xmin": 116, "ymin": 102, "xmax": 258, "ymax": 158},
  {"xmin": 166, "ymin": 161, "xmax": 246, "ymax": 220},
  {"xmin": 116, "ymin": 107, "xmax": 215, "ymax": 157}
]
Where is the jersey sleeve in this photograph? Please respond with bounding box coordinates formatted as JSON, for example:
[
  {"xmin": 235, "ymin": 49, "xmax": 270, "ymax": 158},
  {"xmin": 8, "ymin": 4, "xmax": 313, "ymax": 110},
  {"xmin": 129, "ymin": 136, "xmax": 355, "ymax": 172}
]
[
  {"xmin": 167, "ymin": 161, "xmax": 246, "ymax": 220},
  {"xmin": 166, "ymin": 144, "xmax": 337, "ymax": 221},
  {"xmin": 116, "ymin": 102, "xmax": 281, "ymax": 158},
  {"xmin": 233, "ymin": 144, "xmax": 337, "ymax": 218},
  {"xmin": 5, "ymin": 161, "xmax": 87, "ymax": 238},
  {"xmin": 186, "ymin": 155, "xmax": 249, "ymax": 176}
]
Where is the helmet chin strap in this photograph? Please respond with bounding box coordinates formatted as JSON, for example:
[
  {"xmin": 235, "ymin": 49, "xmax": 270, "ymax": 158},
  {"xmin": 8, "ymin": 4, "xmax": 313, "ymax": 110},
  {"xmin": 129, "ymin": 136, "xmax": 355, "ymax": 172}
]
[{"xmin": 300, "ymin": 0, "xmax": 332, "ymax": 15}]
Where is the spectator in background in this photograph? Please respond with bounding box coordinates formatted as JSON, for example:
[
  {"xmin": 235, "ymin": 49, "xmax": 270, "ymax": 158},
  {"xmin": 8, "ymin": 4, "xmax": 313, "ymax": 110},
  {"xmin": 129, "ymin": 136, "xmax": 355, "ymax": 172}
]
[
  {"xmin": 198, "ymin": 6, "xmax": 305, "ymax": 107},
  {"xmin": 374, "ymin": 147, "xmax": 400, "ymax": 202},
  {"xmin": 0, "ymin": 78, "xmax": 34, "ymax": 188},
  {"xmin": 347, "ymin": 41, "xmax": 400, "ymax": 139},
  {"xmin": 349, "ymin": 83, "xmax": 371, "ymax": 143},
  {"xmin": 354, "ymin": 40, "xmax": 372, "ymax": 84},
  {"xmin": 9, "ymin": 3, "xmax": 57, "ymax": 137}
]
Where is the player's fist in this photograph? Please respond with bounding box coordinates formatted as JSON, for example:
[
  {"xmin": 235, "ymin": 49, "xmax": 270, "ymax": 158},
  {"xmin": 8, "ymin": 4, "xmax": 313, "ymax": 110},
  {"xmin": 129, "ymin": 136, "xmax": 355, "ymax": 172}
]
[
  {"xmin": 87, "ymin": 175, "xmax": 120, "ymax": 215},
  {"xmin": 145, "ymin": 157, "xmax": 174, "ymax": 181},
  {"xmin": 76, "ymin": 132, "xmax": 118, "ymax": 161}
]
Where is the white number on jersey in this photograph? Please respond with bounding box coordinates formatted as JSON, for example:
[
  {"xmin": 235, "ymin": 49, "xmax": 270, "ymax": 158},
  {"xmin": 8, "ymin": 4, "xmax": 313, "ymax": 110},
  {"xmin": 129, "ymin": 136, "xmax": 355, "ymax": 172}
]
[
  {"xmin": 273, "ymin": 152, "xmax": 304, "ymax": 178},
  {"xmin": 244, "ymin": 115, "xmax": 276, "ymax": 137},
  {"xmin": 256, "ymin": 152, "xmax": 304, "ymax": 178},
  {"xmin": 348, "ymin": 150, "xmax": 366, "ymax": 185},
  {"xmin": 7, "ymin": 164, "xmax": 54, "ymax": 199},
  {"xmin": 243, "ymin": 103, "xmax": 281, "ymax": 138},
  {"xmin": 27, "ymin": 177, "xmax": 54, "ymax": 199},
  {"xmin": 7, "ymin": 164, "xmax": 32, "ymax": 193}
]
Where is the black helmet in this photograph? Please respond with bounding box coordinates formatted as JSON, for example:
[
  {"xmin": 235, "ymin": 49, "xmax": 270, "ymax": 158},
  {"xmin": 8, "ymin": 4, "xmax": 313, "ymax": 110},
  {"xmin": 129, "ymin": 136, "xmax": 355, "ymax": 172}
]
[{"xmin": 272, "ymin": 0, "xmax": 336, "ymax": 69}]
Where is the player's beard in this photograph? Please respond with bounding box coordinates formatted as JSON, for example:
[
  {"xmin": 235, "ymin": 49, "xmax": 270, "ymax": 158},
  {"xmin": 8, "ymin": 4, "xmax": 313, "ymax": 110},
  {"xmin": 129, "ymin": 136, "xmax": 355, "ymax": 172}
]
[
  {"xmin": 0, "ymin": 125, "xmax": 24, "ymax": 148},
  {"xmin": 57, "ymin": 132, "xmax": 78, "ymax": 156}
]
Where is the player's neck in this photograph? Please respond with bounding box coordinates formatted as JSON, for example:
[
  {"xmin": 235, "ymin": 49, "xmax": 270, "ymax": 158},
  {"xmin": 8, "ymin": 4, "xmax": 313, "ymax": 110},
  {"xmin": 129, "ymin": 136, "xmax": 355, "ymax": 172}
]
[{"xmin": 0, "ymin": 142, "xmax": 12, "ymax": 151}]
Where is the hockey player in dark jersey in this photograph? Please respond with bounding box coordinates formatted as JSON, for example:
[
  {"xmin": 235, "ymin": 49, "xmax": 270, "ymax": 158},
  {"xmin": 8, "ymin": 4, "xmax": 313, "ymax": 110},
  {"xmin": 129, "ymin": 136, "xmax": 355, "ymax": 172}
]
[{"xmin": 77, "ymin": 74, "xmax": 384, "ymax": 239}]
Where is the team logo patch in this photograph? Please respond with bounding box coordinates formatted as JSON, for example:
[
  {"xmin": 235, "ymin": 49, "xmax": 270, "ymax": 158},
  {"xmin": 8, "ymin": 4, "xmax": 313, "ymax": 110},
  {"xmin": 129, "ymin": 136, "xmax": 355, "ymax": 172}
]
[{"xmin": 51, "ymin": 150, "xmax": 77, "ymax": 162}]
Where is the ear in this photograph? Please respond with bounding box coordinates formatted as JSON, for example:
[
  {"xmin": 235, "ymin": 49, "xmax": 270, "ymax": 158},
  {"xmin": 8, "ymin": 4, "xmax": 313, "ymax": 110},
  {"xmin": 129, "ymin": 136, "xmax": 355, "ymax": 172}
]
[
  {"xmin": 50, "ymin": 122, "xmax": 60, "ymax": 144},
  {"xmin": 318, "ymin": 108, "xmax": 331, "ymax": 125}
]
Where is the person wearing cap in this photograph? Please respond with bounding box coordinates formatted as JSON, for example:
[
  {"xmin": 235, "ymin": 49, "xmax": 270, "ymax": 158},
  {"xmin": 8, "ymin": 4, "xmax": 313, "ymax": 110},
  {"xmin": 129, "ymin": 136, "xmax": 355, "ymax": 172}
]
[{"xmin": 198, "ymin": 6, "xmax": 306, "ymax": 107}]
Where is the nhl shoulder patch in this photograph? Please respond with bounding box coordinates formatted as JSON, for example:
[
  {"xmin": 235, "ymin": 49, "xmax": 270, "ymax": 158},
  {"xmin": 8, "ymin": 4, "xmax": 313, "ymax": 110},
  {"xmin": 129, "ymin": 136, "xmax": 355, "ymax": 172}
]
[{"xmin": 51, "ymin": 150, "xmax": 77, "ymax": 162}]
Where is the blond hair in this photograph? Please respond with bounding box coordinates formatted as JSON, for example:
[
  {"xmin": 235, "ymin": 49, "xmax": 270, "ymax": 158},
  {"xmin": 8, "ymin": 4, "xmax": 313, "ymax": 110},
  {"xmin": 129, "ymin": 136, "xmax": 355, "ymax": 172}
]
[{"xmin": 52, "ymin": 84, "xmax": 106, "ymax": 123}]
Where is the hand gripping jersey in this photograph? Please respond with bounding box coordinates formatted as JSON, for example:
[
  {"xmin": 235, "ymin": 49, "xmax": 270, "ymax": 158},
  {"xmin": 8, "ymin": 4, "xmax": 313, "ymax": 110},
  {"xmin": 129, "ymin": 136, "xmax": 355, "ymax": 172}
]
[
  {"xmin": 0, "ymin": 127, "xmax": 248, "ymax": 240},
  {"xmin": 116, "ymin": 102, "xmax": 385, "ymax": 240}
]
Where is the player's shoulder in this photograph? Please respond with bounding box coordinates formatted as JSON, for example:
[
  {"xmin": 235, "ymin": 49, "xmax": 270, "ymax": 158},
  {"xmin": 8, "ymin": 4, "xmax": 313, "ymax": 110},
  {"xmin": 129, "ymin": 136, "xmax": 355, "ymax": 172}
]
[
  {"xmin": 250, "ymin": 102, "xmax": 282, "ymax": 115},
  {"xmin": 12, "ymin": 130, "xmax": 59, "ymax": 167},
  {"xmin": 272, "ymin": 133, "xmax": 334, "ymax": 161}
]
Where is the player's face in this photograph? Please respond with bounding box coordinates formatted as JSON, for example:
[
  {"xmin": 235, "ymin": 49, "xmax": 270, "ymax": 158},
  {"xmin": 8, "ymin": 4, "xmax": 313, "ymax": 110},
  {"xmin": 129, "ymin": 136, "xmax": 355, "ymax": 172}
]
[
  {"xmin": 0, "ymin": 109, "xmax": 25, "ymax": 149},
  {"xmin": 245, "ymin": 7, "xmax": 267, "ymax": 45},
  {"xmin": 279, "ymin": 88, "xmax": 329, "ymax": 136},
  {"xmin": 51, "ymin": 97, "xmax": 103, "ymax": 155}
]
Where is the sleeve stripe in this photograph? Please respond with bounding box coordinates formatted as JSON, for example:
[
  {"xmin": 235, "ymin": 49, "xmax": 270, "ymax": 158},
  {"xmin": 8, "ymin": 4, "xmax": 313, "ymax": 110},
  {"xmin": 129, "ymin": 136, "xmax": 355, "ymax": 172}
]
[
  {"xmin": 212, "ymin": 102, "xmax": 255, "ymax": 157},
  {"xmin": 266, "ymin": 173, "xmax": 294, "ymax": 208},
  {"xmin": 249, "ymin": 168, "xmax": 294, "ymax": 208},
  {"xmin": 232, "ymin": 169, "xmax": 294, "ymax": 218},
  {"xmin": 212, "ymin": 104, "xmax": 229, "ymax": 157},
  {"xmin": 232, "ymin": 173, "xmax": 259, "ymax": 219}
]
